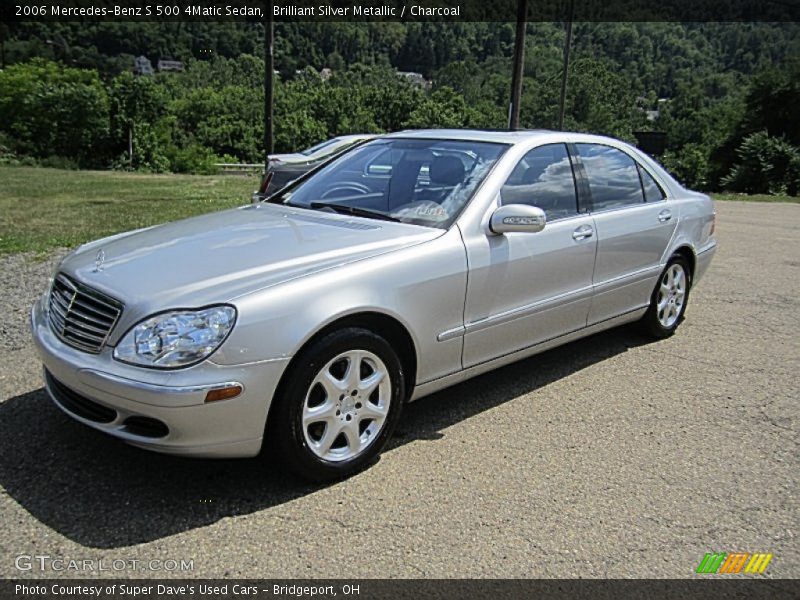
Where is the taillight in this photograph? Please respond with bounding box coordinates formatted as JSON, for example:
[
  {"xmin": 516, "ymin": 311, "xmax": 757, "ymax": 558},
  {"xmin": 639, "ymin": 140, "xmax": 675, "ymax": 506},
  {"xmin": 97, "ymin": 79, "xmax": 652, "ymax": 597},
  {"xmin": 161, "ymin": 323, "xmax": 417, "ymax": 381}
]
[
  {"xmin": 258, "ymin": 171, "xmax": 273, "ymax": 195},
  {"xmin": 710, "ymin": 212, "xmax": 716, "ymax": 236}
]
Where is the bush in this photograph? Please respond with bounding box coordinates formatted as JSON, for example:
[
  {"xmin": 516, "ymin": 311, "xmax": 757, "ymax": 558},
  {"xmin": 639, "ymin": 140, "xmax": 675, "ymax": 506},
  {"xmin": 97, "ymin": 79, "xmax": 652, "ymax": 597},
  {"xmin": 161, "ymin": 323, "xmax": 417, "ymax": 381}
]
[
  {"xmin": 0, "ymin": 59, "xmax": 110, "ymax": 167},
  {"xmin": 39, "ymin": 156, "xmax": 80, "ymax": 170},
  {"xmin": 661, "ymin": 144, "xmax": 711, "ymax": 190},
  {"xmin": 169, "ymin": 144, "xmax": 220, "ymax": 175},
  {"xmin": 722, "ymin": 132, "xmax": 800, "ymax": 196},
  {"xmin": 0, "ymin": 132, "xmax": 19, "ymax": 165}
]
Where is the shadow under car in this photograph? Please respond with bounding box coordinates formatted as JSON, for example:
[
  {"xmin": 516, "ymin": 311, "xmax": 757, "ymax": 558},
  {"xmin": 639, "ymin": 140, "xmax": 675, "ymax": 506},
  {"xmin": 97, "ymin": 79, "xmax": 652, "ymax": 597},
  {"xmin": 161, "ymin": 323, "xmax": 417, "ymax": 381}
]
[{"xmin": 0, "ymin": 327, "xmax": 651, "ymax": 549}]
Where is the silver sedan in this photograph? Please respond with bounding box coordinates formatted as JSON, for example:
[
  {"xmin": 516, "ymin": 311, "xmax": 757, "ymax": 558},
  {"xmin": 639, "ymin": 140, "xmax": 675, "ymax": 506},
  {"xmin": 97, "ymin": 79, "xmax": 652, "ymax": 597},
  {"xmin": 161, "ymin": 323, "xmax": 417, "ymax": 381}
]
[{"xmin": 30, "ymin": 129, "xmax": 717, "ymax": 481}]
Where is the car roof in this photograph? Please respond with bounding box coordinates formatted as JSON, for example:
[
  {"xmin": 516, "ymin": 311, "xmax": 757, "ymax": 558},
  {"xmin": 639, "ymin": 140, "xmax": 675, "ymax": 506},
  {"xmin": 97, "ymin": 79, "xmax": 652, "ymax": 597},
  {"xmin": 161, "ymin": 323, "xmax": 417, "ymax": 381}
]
[
  {"xmin": 382, "ymin": 128, "xmax": 556, "ymax": 144},
  {"xmin": 381, "ymin": 128, "xmax": 630, "ymax": 148}
]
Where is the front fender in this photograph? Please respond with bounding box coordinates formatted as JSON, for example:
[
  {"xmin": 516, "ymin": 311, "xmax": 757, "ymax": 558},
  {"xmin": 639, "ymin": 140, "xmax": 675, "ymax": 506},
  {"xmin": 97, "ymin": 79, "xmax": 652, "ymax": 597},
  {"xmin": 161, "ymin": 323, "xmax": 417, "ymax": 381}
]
[{"xmin": 210, "ymin": 228, "xmax": 468, "ymax": 385}]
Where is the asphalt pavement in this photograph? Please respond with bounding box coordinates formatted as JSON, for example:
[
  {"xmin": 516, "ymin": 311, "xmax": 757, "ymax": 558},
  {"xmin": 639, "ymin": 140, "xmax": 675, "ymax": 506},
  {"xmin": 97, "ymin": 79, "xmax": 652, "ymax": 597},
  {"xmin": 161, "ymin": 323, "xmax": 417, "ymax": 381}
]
[{"xmin": 0, "ymin": 200, "xmax": 797, "ymax": 579}]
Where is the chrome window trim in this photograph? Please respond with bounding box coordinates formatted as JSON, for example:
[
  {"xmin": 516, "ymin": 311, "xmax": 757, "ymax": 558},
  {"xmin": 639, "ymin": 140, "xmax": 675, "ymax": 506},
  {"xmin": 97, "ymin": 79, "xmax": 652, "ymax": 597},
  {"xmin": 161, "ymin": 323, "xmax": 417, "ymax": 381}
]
[{"xmin": 588, "ymin": 199, "xmax": 668, "ymax": 217}]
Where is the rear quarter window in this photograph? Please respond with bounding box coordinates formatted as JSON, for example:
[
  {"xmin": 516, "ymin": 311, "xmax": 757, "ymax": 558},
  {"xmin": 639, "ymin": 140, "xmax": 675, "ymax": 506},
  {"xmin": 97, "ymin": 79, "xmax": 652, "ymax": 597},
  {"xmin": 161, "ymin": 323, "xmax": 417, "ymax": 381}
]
[{"xmin": 638, "ymin": 164, "xmax": 666, "ymax": 202}]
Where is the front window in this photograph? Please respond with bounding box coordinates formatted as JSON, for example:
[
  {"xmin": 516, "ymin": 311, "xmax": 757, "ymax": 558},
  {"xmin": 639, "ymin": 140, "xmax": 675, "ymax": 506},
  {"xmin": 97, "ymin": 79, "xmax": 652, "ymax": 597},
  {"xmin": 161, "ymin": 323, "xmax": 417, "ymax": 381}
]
[
  {"xmin": 271, "ymin": 138, "xmax": 508, "ymax": 229},
  {"xmin": 500, "ymin": 143, "xmax": 579, "ymax": 221}
]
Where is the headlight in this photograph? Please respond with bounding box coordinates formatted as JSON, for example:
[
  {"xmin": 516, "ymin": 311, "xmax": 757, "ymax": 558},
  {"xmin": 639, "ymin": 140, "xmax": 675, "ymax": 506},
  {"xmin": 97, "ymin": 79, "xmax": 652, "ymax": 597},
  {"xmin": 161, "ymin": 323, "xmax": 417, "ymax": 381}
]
[{"xmin": 113, "ymin": 305, "xmax": 236, "ymax": 368}]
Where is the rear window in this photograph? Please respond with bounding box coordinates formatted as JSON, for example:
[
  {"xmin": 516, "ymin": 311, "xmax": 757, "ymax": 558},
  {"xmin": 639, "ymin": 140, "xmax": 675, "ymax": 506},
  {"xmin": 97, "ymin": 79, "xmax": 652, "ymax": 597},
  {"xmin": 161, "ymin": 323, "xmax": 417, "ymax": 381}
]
[
  {"xmin": 301, "ymin": 138, "xmax": 339, "ymax": 156},
  {"xmin": 576, "ymin": 144, "xmax": 644, "ymax": 211}
]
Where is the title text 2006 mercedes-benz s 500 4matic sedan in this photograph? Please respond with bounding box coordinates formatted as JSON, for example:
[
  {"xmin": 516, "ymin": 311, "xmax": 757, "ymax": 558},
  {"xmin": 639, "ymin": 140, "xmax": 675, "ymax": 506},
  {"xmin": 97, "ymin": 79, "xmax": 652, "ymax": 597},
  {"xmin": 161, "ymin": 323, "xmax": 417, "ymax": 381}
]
[{"xmin": 31, "ymin": 130, "xmax": 716, "ymax": 481}]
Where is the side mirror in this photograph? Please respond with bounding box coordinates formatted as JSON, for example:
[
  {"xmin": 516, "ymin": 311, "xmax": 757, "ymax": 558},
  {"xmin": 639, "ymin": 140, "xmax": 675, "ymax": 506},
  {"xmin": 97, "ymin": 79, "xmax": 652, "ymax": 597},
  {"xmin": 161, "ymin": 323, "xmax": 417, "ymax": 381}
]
[{"xmin": 489, "ymin": 204, "xmax": 546, "ymax": 234}]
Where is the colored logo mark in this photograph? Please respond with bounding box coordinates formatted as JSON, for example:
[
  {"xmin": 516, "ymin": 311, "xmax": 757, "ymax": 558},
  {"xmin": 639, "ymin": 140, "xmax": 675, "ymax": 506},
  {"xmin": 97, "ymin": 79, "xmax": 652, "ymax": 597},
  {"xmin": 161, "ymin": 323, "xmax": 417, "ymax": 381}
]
[{"xmin": 696, "ymin": 552, "xmax": 773, "ymax": 574}]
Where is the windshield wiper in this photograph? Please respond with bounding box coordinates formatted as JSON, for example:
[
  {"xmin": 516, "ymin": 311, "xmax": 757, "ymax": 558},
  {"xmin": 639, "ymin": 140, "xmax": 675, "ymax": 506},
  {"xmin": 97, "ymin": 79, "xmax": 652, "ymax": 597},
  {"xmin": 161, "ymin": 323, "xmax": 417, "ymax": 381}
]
[{"xmin": 310, "ymin": 202, "xmax": 400, "ymax": 222}]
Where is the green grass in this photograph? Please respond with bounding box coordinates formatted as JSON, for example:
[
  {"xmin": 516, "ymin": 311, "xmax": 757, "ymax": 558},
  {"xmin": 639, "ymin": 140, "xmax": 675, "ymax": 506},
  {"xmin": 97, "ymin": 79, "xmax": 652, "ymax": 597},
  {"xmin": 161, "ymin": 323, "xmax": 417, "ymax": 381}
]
[
  {"xmin": 0, "ymin": 166, "xmax": 258, "ymax": 255},
  {"xmin": 712, "ymin": 192, "xmax": 798, "ymax": 203},
  {"xmin": 0, "ymin": 166, "xmax": 796, "ymax": 255}
]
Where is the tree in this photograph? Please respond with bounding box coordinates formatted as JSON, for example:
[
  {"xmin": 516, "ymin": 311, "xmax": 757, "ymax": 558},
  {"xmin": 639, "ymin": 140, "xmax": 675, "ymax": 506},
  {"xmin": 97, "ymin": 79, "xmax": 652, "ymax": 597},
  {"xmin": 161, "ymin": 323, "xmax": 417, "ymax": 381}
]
[
  {"xmin": 0, "ymin": 59, "xmax": 109, "ymax": 167},
  {"xmin": 171, "ymin": 85, "xmax": 262, "ymax": 161},
  {"xmin": 561, "ymin": 58, "xmax": 640, "ymax": 140},
  {"xmin": 109, "ymin": 71, "xmax": 169, "ymax": 170},
  {"xmin": 722, "ymin": 132, "xmax": 800, "ymax": 196},
  {"xmin": 404, "ymin": 87, "xmax": 480, "ymax": 129}
]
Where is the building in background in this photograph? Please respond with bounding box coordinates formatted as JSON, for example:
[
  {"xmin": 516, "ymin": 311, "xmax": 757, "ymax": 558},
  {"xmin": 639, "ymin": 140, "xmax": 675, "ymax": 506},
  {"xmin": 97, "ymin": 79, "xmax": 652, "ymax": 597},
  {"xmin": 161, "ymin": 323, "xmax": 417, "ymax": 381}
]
[
  {"xmin": 157, "ymin": 59, "xmax": 184, "ymax": 72},
  {"xmin": 133, "ymin": 55, "xmax": 153, "ymax": 76}
]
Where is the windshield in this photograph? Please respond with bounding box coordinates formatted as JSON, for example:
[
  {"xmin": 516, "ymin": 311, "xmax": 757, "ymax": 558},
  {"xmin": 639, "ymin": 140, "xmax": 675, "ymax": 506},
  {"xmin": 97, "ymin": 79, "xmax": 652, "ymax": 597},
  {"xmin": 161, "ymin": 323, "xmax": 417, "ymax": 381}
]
[
  {"xmin": 271, "ymin": 138, "xmax": 508, "ymax": 229},
  {"xmin": 300, "ymin": 138, "xmax": 340, "ymax": 156}
]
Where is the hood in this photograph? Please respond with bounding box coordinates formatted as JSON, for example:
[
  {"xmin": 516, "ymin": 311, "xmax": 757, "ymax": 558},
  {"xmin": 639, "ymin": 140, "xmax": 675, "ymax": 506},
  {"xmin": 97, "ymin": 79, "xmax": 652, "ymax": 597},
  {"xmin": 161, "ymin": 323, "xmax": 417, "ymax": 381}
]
[{"xmin": 60, "ymin": 203, "xmax": 441, "ymax": 319}]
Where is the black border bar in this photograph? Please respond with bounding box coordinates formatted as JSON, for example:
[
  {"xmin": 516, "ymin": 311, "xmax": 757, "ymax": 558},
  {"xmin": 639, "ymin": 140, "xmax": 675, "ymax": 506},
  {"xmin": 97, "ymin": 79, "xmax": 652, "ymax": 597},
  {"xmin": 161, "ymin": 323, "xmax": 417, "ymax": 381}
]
[
  {"xmin": 2, "ymin": 580, "xmax": 799, "ymax": 600},
  {"xmin": 4, "ymin": 0, "xmax": 800, "ymax": 22}
]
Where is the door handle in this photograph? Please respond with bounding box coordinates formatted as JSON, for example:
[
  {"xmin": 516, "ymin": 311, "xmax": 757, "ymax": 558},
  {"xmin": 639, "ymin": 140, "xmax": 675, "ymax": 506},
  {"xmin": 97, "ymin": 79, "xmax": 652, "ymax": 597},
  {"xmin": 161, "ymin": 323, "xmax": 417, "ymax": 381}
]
[
  {"xmin": 572, "ymin": 225, "xmax": 593, "ymax": 241},
  {"xmin": 658, "ymin": 209, "xmax": 672, "ymax": 222}
]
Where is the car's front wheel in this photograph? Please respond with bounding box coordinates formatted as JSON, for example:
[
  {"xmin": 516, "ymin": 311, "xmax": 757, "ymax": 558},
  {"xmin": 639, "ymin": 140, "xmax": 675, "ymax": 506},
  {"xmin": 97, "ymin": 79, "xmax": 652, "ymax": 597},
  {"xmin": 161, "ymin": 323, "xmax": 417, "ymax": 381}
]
[
  {"xmin": 267, "ymin": 327, "xmax": 405, "ymax": 482},
  {"xmin": 639, "ymin": 254, "xmax": 692, "ymax": 338}
]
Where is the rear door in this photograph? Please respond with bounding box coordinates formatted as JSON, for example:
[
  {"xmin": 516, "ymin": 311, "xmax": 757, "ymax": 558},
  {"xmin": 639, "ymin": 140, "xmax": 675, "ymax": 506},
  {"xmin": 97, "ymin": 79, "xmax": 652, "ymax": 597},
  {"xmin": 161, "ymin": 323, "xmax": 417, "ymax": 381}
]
[
  {"xmin": 574, "ymin": 143, "xmax": 677, "ymax": 324},
  {"xmin": 461, "ymin": 143, "xmax": 597, "ymax": 367}
]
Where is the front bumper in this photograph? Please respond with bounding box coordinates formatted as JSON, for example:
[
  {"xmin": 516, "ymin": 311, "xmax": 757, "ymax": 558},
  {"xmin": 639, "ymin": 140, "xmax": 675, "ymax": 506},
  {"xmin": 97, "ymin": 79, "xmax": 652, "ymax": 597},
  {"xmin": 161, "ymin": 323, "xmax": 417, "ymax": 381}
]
[{"xmin": 31, "ymin": 295, "xmax": 290, "ymax": 458}]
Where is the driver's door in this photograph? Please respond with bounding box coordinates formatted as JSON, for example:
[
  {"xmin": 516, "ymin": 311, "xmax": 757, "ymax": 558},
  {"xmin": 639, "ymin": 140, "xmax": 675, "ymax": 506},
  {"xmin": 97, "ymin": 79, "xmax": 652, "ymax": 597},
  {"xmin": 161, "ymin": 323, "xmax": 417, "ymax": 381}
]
[{"xmin": 461, "ymin": 143, "xmax": 597, "ymax": 367}]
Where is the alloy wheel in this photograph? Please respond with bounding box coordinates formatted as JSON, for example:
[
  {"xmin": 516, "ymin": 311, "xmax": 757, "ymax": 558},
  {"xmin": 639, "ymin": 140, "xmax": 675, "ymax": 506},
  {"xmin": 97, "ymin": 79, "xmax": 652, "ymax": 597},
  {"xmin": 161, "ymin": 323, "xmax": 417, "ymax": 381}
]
[
  {"xmin": 302, "ymin": 349, "xmax": 391, "ymax": 462},
  {"xmin": 657, "ymin": 263, "xmax": 687, "ymax": 328}
]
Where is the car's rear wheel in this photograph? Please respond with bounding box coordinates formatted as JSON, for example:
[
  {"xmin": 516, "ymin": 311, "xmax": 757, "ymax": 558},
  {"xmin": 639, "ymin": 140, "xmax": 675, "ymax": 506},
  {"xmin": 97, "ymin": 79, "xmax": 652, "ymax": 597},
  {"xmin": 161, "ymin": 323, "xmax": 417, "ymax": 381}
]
[
  {"xmin": 639, "ymin": 254, "xmax": 691, "ymax": 338},
  {"xmin": 267, "ymin": 327, "xmax": 404, "ymax": 482}
]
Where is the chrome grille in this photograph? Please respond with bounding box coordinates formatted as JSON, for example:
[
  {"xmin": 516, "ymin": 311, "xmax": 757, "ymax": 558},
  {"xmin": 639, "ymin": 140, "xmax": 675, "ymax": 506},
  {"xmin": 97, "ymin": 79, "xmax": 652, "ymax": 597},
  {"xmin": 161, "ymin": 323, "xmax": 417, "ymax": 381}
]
[{"xmin": 48, "ymin": 273, "xmax": 123, "ymax": 354}]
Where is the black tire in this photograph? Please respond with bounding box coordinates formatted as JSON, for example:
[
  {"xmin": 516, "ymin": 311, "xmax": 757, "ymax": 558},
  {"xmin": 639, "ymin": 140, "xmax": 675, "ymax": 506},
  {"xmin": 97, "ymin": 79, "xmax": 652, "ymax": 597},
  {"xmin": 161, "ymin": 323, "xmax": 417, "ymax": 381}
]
[
  {"xmin": 266, "ymin": 327, "xmax": 405, "ymax": 482},
  {"xmin": 639, "ymin": 254, "xmax": 692, "ymax": 339}
]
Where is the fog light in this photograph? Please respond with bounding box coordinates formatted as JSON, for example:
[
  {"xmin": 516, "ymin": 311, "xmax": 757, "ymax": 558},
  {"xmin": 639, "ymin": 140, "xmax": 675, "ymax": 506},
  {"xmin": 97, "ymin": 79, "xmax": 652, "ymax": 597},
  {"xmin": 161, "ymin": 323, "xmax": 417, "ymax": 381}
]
[{"xmin": 205, "ymin": 385, "xmax": 243, "ymax": 403}]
